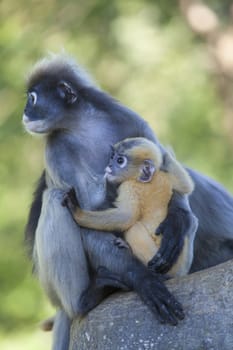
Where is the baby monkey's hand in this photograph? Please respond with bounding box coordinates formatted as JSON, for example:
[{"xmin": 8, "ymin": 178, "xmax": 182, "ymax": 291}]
[{"xmin": 62, "ymin": 188, "xmax": 80, "ymax": 214}]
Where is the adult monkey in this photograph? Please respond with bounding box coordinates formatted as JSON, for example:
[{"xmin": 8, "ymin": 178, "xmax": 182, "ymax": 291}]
[
  {"xmin": 23, "ymin": 55, "xmax": 195, "ymax": 347},
  {"xmin": 22, "ymin": 54, "xmax": 232, "ymax": 348},
  {"xmin": 23, "ymin": 53, "xmax": 191, "ymax": 322}
]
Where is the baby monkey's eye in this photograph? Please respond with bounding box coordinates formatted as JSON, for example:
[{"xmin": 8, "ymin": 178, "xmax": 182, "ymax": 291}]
[{"xmin": 116, "ymin": 155, "xmax": 127, "ymax": 168}]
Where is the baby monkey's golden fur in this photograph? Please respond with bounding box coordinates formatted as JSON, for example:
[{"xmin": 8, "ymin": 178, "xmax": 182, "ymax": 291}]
[{"xmin": 67, "ymin": 138, "xmax": 194, "ymax": 277}]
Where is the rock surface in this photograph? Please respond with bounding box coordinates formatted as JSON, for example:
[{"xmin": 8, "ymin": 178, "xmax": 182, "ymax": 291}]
[{"xmin": 70, "ymin": 259, "xmax": 233, "ymax": 350}]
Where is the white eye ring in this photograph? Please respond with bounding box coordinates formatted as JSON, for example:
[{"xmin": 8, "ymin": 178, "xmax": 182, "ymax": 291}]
[
  {"xmin": 28, "ymin": 92, "xmax": 37, "ymax": 105},
  {"xmin": 116, "ymin": 155, "xmax": 127, "ymax": 168}
]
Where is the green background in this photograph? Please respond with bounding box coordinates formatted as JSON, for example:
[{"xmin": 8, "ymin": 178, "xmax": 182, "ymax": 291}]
[{"xmin": 1, "ymin": 1, "xmax": 233, "ymax": 348}]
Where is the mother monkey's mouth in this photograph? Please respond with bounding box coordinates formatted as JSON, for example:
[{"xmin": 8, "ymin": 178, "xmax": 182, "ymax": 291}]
[{"xmin": 22, "ymin": 114, "xmax": 48, "ymax": 134}]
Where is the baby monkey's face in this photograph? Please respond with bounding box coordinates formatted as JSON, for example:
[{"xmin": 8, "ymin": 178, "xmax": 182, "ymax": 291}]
[
  {"xmin": 104, "ymin": 140, "xmax": 157, "ymax": 184},
  {"xmin": 104, "ymin": 147, "xmax": 131, "ymax": 184}
]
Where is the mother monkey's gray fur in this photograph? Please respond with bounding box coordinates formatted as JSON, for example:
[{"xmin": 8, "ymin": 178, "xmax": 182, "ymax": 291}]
[{"xmin": 23, "ymin": 55, "xmax": 233, "ymax": 349}]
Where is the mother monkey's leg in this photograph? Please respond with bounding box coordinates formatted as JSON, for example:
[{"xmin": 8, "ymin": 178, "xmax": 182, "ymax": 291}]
[{"xmin": 34, "ymin": 188, "xmax": 90, "ymax": 349}]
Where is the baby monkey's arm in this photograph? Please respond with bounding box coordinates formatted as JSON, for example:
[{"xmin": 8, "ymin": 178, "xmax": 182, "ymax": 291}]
[{"xmin": 62, "ymin": 188, "xmax": 139, "ymax": 232}]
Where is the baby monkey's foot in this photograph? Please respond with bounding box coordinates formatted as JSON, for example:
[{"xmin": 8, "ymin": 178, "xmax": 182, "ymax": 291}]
[{"xmin": 62, "ymin": 187, "xmax": 80, "ymax": 214}]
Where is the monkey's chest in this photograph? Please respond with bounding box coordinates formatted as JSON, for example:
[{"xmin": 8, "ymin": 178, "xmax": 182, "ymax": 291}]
[
  {"xmin": 126, "ymin": 173, "xmax": 173, "ymax": 264},
  {"xmin": 45, "ymin": 144, "xmax": 107, "ymax": 209}
]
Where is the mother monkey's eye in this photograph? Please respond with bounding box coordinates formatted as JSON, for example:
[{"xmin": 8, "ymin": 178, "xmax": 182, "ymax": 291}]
[
  {"xmin": 116, "ymin": 156, "xmax": 127, "ymax": 168},
  {"xmin": 28, "ymin": 91, "xmax": 37, "ymax": 106}
]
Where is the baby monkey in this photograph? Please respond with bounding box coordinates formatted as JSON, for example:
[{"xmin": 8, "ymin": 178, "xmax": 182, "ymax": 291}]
[{"xmin": 64, "ymin": 137, "xmax": 194, "ymax": 277}]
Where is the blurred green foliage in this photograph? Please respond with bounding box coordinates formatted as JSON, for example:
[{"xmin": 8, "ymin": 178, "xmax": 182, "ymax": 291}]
[{"xmin": 0, "ymin": 0, "xmax": 233, "ymax": 347}]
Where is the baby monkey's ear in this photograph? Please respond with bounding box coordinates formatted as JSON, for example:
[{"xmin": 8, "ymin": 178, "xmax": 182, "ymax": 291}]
[{"xmin": 138, "ymin": 160, "xmax": 155, "ymax": 183}]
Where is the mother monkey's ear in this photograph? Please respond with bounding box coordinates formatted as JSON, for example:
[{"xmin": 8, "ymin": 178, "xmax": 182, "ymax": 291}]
[{"xmin": 57, "ymin": 81, "xmax": 77, "ymax": 104}]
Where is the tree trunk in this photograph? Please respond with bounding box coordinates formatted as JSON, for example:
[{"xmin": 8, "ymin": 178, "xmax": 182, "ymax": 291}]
[{"xmin": 70, "ymin": 259, "xmax": 233, "ymax": 350}]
